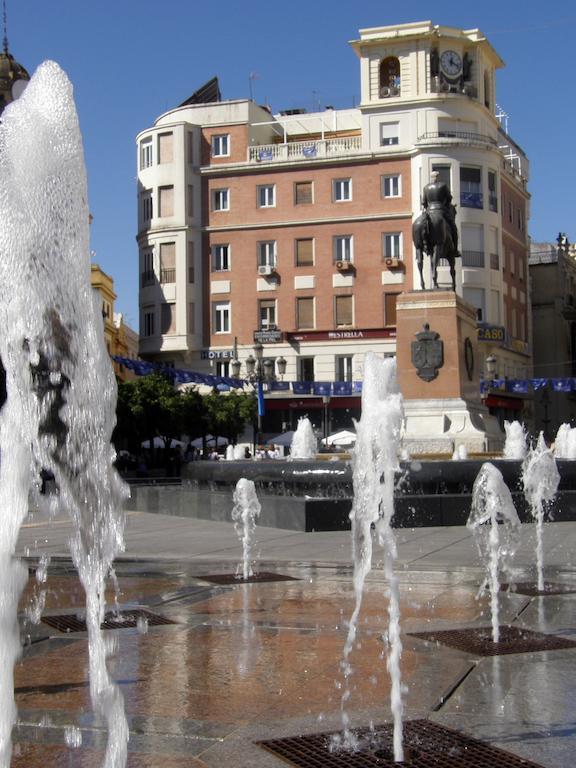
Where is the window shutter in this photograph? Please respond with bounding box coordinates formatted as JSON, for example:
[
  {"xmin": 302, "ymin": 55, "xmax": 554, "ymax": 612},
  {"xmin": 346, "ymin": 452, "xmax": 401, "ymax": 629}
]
[
  {"xmin": 335, "ymin": 296, "xmax": 353, "ymax": 326},
  {"xmin": 158, "ymin": 133, "xmax": 173, "ymax": 164},
  {"xmin": 297, "ymin": 298, "xmax": 314, "ymax": 329}
]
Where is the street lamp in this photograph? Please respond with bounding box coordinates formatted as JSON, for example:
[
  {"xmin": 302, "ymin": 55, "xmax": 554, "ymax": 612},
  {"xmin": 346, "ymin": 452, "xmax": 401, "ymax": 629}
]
[
  {"xmin": 485, "ymin": 355, "xmax": 497, "ymax": 380},
  {"xmin": 277, "ymin": 356, "xmax": 287, "ymax": 379},
  {"xmin": 322, "ymin": 395, "xmax": 331, "ymax": 447}
]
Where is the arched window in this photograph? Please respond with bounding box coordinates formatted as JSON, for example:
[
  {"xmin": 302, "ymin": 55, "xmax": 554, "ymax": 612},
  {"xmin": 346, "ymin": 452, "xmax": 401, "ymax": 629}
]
[{"xmin": 379, "ymin": 57, "xmax": 400, "ymax": 97}]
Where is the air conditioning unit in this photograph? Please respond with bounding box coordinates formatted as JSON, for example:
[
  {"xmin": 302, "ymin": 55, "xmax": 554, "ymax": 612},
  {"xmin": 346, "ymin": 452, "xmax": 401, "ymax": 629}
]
[
  {"xmin": 384, "ymin": 257, "xmax": 403, "ymax": 269},
  {"xmin": 336, "ymin": 260, "xmax": 353, "ymax": 271},
  {"xmin": 258, "ymin": 265, "xmax": 274, "ymax": 276}
]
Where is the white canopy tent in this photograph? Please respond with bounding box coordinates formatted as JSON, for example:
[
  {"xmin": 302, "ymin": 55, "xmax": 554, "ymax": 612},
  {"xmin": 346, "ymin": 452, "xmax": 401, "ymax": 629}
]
[{"xmin": 321, "ymin": 430, "xmax": 356, "ymax": 447}]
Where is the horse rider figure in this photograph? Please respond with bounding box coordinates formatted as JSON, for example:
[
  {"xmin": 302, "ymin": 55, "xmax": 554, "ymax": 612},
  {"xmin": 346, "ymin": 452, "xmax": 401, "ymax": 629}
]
[{"xmin": 412, "ymin": 171, "xmax": 460, "ymax": 290}]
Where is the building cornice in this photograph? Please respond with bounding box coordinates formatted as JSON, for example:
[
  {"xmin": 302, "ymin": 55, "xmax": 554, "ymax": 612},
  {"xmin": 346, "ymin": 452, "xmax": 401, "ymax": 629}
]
[{"xmin": 203, "ymin": 211, "xmax": 413, "ymax": 233}]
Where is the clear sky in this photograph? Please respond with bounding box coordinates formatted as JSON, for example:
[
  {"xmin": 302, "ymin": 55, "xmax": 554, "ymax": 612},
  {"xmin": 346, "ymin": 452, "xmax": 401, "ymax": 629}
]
[{"xmin": 8, "ymin": 0, "xmax": 576, "ymax": 327}]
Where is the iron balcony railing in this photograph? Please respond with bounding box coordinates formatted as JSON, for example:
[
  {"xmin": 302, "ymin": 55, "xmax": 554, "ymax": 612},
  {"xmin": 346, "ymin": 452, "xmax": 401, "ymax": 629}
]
[
  {"xmin": 461, "ymin": 250, "xmax": 485, "ymax": 268},
  {"xmin": 417, "ymin": 131, "xmax": 498, "ymax": 148},
  {"xmin": 160, "ymin": 268, "xmax": 176, "ymax": 284}
]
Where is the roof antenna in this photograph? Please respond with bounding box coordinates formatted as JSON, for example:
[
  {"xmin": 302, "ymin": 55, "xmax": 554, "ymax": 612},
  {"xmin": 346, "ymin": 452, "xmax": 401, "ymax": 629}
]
[{"xmin": 2, "ymin": 0, "xmax": 8, "ymax": 54}]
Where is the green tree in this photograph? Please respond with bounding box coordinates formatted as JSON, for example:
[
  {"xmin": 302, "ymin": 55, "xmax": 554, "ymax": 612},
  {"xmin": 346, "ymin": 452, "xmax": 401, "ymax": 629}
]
[
  {"xmin": 115, "ymin": 373, "xmax": 182, "ymax": 453},
  {"xmin": 204, "ymin": 389, "xmax": 256, "ymax": 444}
]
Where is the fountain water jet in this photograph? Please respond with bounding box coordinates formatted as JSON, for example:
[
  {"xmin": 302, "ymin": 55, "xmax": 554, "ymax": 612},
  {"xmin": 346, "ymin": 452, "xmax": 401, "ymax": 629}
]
[
  {"xmin": 231, "ymin": 478, "xmax": 261, "ymax": 579},
  {"xmin": 554, "ymin": 423, "xmax": 576, "ymax": 459},
  {"xmin": 522, "ymin": 433, "xmax": 560, "ymax": 590},
  {"xmin": 503, "ymin": 420, "xmax": 527, "ymax": 460},
  {"xmin": 288, "ymin": 417, "xmax": 317, "ymax": 460},
  {"xmin": 335, "ymin": 353, "xmax": 404, "ymax": 761},
  {"xmin": 0, "ymin": 61, "xmax": 128, "ymax": 765},
  {"xmin": 467, "ymin": 463, "xmax": 521, "ymax": 642}
]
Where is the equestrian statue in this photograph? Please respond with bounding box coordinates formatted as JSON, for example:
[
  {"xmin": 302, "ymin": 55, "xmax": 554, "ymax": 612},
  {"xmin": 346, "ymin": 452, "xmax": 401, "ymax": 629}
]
[{"xmin": 412, "ymin": 171, "xmax": 460, "ymax": 291}]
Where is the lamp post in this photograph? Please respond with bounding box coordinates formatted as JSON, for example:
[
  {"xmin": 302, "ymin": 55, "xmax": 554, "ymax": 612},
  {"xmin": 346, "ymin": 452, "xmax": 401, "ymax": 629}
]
[
  {"xmin": 485, "ymin": 355, "xmax": 497, "ymax": 381},
  {"xmin": 322, "ymin": 395, "xmax": 331, "ymax": 447}
]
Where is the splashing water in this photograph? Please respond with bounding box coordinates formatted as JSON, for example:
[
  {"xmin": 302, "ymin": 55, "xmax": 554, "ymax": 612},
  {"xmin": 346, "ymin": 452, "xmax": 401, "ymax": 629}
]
[
  {"xmin": 522, "ymin": 433, "xmax": 560, "ymax": 590},
  {"xmin": 467, "ymin": 463, "xmax": 521, "ymax": 642},
  {"xmin": 452, "ymin": 444, "xmax": 468, "ymax": 460},
  {"xmin": 289, "ymin": 417, "xmax": 317, "ymax": 460},
  {"xmin": 231, "ymin": 478, "xmax": 261, "ymax": 579},
  {"xmin": 0, "ymin": 61, "xmax": 128, "ymax": 766},
  {"xmin": 553, "ymin": 423, "xmax": 576, "ymax": 459},
  {"xmin": 335, "ymin": 353, "xmax": 404, "ymax": 760},
  {"xmin": 503, "ymin": 420, "xmax": 528, "ymax": 460}
]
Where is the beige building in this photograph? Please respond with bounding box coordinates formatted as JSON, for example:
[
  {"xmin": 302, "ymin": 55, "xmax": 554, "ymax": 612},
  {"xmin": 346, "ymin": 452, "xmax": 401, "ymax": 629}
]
[{"xmin": 136, "ymin": 21, "xmax": 531, "ymax": 432}]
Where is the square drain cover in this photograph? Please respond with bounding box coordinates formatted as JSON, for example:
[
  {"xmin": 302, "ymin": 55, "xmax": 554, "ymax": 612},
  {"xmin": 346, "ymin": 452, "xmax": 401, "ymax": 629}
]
[
  {"xmin": 41, "ymin": 609, "xmax": 176, "ymax": 633},
  {"xmin": 258, "ymin": 719, "xmax": 545, "ymax": 767},
  {"xmin": 501, "ymin": 582, "xmax": 576, "ymax": 596},
  {"xmin": 199, "ymin": 572, "xmax": 298, "ymax": 585},
  {"xmin": 409, "ymin": 625, "xmax": 576, "ymax": 656}
]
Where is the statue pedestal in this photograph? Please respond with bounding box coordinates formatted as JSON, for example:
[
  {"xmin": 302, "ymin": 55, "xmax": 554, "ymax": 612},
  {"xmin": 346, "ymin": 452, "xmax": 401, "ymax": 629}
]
[{"xmin": 396, "ymin": 290, "xmax": 503, "ymax": 455}]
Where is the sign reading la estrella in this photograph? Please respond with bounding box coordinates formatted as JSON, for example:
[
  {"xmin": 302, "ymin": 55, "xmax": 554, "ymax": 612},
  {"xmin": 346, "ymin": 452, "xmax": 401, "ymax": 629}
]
[{"xmin": 477, "ymin": 325, "xmax": 505, "ymax": 342}]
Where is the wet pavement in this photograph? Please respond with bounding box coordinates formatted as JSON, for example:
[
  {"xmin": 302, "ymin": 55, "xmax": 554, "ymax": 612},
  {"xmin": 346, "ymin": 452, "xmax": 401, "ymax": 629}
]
[{"xmin": 12, "ymin": 510, "xmax": 576, "ymax": 766}]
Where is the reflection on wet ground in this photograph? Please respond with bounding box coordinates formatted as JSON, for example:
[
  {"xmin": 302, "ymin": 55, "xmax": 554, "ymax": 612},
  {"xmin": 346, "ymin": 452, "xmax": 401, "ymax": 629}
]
[{"xmin": 12, "ymin": 532, "xmax": 576, "ymax": 766}]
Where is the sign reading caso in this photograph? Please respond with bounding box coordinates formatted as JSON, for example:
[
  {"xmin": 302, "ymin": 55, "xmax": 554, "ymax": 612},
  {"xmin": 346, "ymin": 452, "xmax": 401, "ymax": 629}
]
[{"xmin": 478, "ymin": 325, "xmax": 505, "ymax": 342}]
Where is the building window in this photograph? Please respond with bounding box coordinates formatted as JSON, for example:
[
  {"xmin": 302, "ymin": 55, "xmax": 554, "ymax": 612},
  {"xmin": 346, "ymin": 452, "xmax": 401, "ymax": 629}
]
[
  {"xmin": 216, "ymin": 360, "xmax": 230, "ymax": 377},
  {"xmin": 159, "ymin": 242, "xmax": 176, "ymax": 284},
  {"xmin": 296, "ymin": 297, "xmax": 314, "ymax": 330},
  {"xmin": 463, "ymin": 287, "xmax": 485, "ymax": 322},
  {"xmin": 298, "ymin": 357, "xmax": 315, "ymax": 381},
  {"xmin": 461, "ymin": 224, "xmax": 484, "ymax": 267},
  {"xmin": 258, "ymin": 241, "xmax": 277, "ymax": 268},
  {"xmin": 432, "ymin": 164, "xmax": 451, "ymax": 189},
  {"xmin": 259, "ymin": 299, "xmax": 277, "ymax": 330},
  {"xmin": 213, "ymin": 302, "xmax": 231, "ymax": 334},
  {"xmin": 141, "ymin": 248, "xmax": 154, "ymax": 287},
  {"xmin": 379, "ymin": 57, "xmax": 401, "ymax": 96},
  {"xmin": 380, "ymin": 122, "xmax": 399, "ymax": 146},
  {"xmin": 212, "ymin": 244, "xmax": 230, "ymax": 272},
  {"xmin": 158, "ymin": 132, "xmax": 173, "ymax": 164},
  {"xmin": 143, "ymin": 307, "xmax": 155, "ymax": 337},
  {"xmin": 334, "ymin": 235, "xmax": 353, "ymax": 263},
  {"xmin": 335, "ymin": 295, "xmax": 353, "ymax": 327},
  {"xmin": 212, "ymin": 188, "xmax": 230, "ymax": 211},
  {"xmin": 382, "ymin": 174, "xmax": 401, "ymax": 198},
  {"xmin": 336, "ymin": 355, "xmax": 353, "ymax": 382},
  {"xmin": 508, "ymin": 200, "xmax": 513, "ymax": 223},
  {"xmin": 294, "ymin": 181, "xmax": 313, "ymax": 205},
  {"xmin": 383, "ymin": 233, "xmax": 402, "ymax": 259},
  {"xmin": 161, "ymin": 302, "xmax": 176, "ymax": 335},
  {"xmin": 488, "ymin": 171, "xmax": 498, "ymax": 212},
  {"xmin": 295, "ymin": 238, "xmax": 314, "ymax": 267},
  {"xmin": 159, "ymin": 186, "xmax": 174, "ymax": 217},
  {"xmin": 142, "ymin": 191, "xmax": 153, "ymax": 221},
  {"xmin": 211, "ymin": 134, "xmax": 230, "ymax": 157},
  {"xmin": 460, "ymin": 167, "xmax": 482, "ymax": 209},
  {"xmin": 140, "ymin": 138, "xmax": 153, "ymax": 169},
  {"xmin": 257, "ymin": 184, "xmax": 275, "ymax": 207},
  {"xmin": 187, "ymin": 242, "xmax": 195, "ymax": 283},
  {"xmin": 384, "ymin": 293, "xmax": 399, "ymax": 326},
  {"xmin": 333, "ymin": 178, "xmax": 352, "ymax": 202}
]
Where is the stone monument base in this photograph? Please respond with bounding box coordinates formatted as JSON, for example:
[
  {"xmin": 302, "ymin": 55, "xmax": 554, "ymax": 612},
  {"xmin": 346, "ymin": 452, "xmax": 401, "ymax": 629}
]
[{"xmin": 402, "ymin": 397, "xmax": 504, "ymax": 456}]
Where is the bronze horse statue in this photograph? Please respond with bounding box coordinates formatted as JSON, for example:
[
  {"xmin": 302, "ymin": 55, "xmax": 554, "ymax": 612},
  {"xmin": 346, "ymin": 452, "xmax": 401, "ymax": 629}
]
[{"xmin": 412, "ymin": 209, "xmax": 458, "ymax": 291}]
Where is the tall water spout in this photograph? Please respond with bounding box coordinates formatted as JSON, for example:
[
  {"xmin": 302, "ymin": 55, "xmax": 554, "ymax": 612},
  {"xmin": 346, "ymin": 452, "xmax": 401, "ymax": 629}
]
[
  {"xmin": 0, "ymin": 61, "xmax": 128, "ymax": 766},
  {"xmin": 503, "ymin": 420, "xmax": 527, "ymax": 460},
  {"xmin": 337, "ymin": 353, "xmax": 404, "ymax": 760},
  {"xmin": 522, "ymin": 433, "xmax": 560, "ymax": 590},
  {"xmin": 288, "ymin": 417, "xmax": 317, "ymax": 460},
  {"xmin": 232, "ymin": 478, "xmax": 261, "ymax": 579},
  {"xmin": 467, "ymin": 463, "xmax": 521, "ymax": 642},
  {"xmin": 554, "ymin": 423, "xmax": 576, "ymax": 459}
]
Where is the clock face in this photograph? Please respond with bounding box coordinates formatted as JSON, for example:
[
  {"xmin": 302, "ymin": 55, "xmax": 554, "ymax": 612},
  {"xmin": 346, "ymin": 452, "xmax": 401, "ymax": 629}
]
[{"xmin": 440, "ymin": 50, "xmax": 462, "ymax": 77}]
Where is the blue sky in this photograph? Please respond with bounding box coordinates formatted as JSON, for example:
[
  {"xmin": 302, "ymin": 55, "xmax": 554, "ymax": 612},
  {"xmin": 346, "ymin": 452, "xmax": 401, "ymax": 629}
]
[{"xmin": 9, "ymin": 1, "xmax": 576, "ymax": 327}]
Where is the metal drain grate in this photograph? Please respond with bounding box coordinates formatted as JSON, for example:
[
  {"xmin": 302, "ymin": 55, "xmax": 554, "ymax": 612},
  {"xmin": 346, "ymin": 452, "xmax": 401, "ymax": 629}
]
[
  {"xmin": 41, "ymin": 609, "xmax": 176, "ymax": 633},
  {"xmin": 258, "ymin": 719, "xmax": 545, "ymax": 767},
  {"xmin": 501, "ymin": 582, "xmax": 576, "ymax": 597},
  {"xmin": 199, "ymin": 571, "xmax": 299, "ymax": 585},
  {"xmin": 409, "ymin": 625, "xmax": 576, "ymax": 656}
]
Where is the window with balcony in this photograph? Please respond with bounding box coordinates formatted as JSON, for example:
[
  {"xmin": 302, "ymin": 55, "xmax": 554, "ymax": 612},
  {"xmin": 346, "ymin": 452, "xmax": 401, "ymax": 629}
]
[
  {"xmin": 211, "ymin": 134, "xmax": 230, "ymax": 157},
  {"xmin": 296, "ymin": 297, "xmax": 314, "ymax": 330},
  {"xmin": 295, "ymin": 238, "xmax": 314, "ymax": 267},
  {"xmin": 379, "ymin": 57, "xmax": 401, "ymax": 97},
  {"xmin": 334, "ymin": 235, "xmax": 353, "ymax": 263},
  {"xmin": 383, "ymin": 232, "xmax": 402, "ymax": 258},
  {"xmin": 141, "ymin": 248, "xmax": 154, "ymax": 287},
  {"xmin": 258, "ymin": 241, "xmax": 277, "ymax": 268},
  {"xmin": 460, "ymin": 167, "xmax": 482, "ymax": 209},
  {"xmin": 158, "ymin": 132, "xmax": 173, "ymax": 164},
  {"xmin": 212, "ymin": 244, "xmax": 230, "ymax": 272},
  {"xmin": 432, "ymin": 164, "xmax": 452, "ymax": 189},
  {"xmin": 335, "ymin": 295, "xmax": 353, "ymax": 327},
  {"xmin": 212, "ymin": 188, "xmax": 230, "ymax": 211},
  {"xmin": 140, "ymin": 138, "xmax": 153, "ymax": 169},
  {"xmin": 257, "ymin": 184, "xmax": 275, "ymax": 207},
  {"xmin": 161, "ymin": 302, "xmax": 176, "ymax": 335},
  {"xmin": 336, "ymin": 355, "xmax": 353, "ymax": 382},
  {"xmin": 461, "ymin": 224, "xmax": 484, "ymax": 267},
  {"xmin": 159, "ymin": 242, "xmax": 176, "ymax": 284},
  {"xmin": 298, "ymin": 356, "xmax": 315, "ymax": 382},
  {"xmin": 380, "ymin": 122, "xmax": 399, "ymax": 146},
  {"xmin": 159, "ymin": 186, "xmax": 174, "ymax": 217},
  {"xmin": 213, "ymin": 302, "xmax": 231, "ymax": 334},
  {"xmin": 333, "ymin": 178, "xmax": 352, "ymax": 202},
  {"xmin": 259, "ymin": 299, "xmax": 277, "ymax": 330},
  {"xmin": 295, "ymin": 181, "xmax": 313, "ymax": 205},
  {"xmin": 382, "ymin": 174, "xmax": 401, "ymax": 198},
  {"xmin": 488, "ymin": 170, "xmax": 498, "ymax": 212},
  {"xmin": 489, "ymin": 227, "xmax": 499, "ymax": 270},
  {"xmin": 384, "ymin": 293, "xmax": 399, "ymax": 326},
  {"xmin": 142, "ymin": 307, "xmax": 155, "ymax": 337},
  {"xmin": 142, "ymin": 191, "xmax": 153, "ymax": 222}
]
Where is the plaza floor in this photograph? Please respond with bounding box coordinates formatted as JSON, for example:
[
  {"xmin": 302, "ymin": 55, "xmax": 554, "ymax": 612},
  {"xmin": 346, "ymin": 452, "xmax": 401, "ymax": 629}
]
[{"xmin": 12, "ymin": 509, "xmax": 576, "ymax": 766}]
